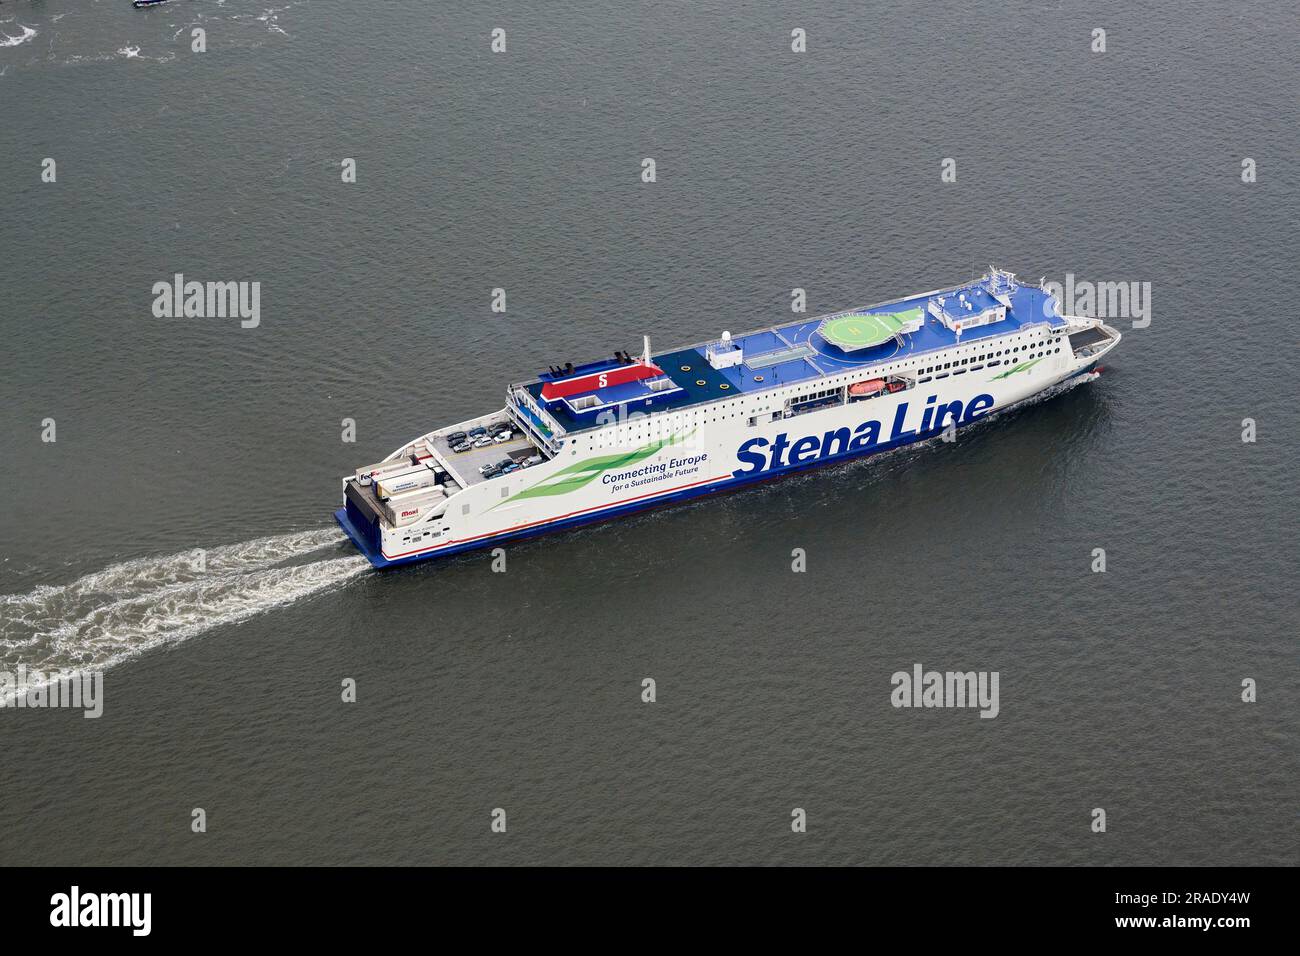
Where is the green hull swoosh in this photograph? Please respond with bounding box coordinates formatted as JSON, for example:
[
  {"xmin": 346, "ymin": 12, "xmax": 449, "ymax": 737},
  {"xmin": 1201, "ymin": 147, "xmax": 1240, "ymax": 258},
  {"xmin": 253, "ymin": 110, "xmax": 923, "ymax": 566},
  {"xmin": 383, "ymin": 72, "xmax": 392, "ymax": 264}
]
[
  {"xmin": 989, "ymin": 357, "xmax": 1045, "ymax": 381},
  {"xmin": 492, "ymin": 429, "xmax": 696, "ymax": 510}
]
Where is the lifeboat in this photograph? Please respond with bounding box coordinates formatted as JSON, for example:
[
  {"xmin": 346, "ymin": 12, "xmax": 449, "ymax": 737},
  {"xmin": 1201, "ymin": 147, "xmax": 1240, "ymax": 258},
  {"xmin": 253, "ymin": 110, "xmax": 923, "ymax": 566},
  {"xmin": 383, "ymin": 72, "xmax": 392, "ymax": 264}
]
[{"xmin": 848, "ymin": 378, "xmax": 886, "ymax": 397}]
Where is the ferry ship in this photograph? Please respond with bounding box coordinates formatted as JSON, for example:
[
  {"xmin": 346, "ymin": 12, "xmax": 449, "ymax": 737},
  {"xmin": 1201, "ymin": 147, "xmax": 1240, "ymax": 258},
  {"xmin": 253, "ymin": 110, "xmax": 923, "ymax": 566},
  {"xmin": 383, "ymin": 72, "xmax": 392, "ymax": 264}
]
[{"xmin": 335, "ymin": 268, "xmax": 1119, "ymax": 568}]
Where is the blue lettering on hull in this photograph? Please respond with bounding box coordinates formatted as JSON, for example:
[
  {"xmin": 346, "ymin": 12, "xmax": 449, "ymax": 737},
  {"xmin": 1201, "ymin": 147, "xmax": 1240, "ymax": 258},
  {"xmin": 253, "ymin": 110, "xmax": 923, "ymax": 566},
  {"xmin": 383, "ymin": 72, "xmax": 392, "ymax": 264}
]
[{"xmin": 732, "ymin": 392, "xmax": 994, "ymax": 478}]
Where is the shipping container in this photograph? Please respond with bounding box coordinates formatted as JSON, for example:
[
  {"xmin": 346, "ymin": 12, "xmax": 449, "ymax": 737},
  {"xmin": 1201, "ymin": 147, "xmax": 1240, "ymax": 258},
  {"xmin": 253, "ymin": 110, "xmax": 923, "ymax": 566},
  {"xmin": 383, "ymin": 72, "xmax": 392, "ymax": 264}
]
[
  {"xmin": 382, "ymin": 488, "xmax": 448, "ymax": 527},
  {"xmin": 375, "ymin": 466, "xmax": 440, "ymax": 500},
  {"xmin": 355, "ymin": 455, "xmax": 421, "ymax": 485}
]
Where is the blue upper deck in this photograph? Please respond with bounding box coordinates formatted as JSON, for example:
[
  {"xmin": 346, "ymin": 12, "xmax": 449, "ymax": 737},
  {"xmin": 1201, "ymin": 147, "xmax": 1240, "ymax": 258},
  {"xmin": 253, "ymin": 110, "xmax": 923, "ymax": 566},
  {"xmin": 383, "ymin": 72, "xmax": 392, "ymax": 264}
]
[{"xmin": 521, "ymin": 272, "xmax": 1066, "ymax": 433}]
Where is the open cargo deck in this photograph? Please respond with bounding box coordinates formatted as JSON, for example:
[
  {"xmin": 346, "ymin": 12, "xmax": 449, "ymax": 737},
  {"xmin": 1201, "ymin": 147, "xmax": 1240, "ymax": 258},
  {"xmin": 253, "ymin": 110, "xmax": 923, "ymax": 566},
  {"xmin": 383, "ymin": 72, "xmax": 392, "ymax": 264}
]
[{"xmin": 427, "ymin": 430, "xmax": 542, "ymax": 488}]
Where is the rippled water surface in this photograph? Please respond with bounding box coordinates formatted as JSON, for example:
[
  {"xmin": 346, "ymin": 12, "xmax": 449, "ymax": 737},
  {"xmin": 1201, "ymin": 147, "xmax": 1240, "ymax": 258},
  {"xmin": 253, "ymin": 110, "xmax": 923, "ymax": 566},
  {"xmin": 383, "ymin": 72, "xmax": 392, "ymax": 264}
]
[{"xmin": 0, "ymin": 0, "xmax": 1296, "ymax": 865}]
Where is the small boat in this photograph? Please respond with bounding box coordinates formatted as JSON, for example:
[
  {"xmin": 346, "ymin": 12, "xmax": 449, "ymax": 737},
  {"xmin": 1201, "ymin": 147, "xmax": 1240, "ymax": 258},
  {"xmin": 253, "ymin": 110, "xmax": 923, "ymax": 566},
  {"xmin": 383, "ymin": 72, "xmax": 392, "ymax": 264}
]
[
  {"xmin": 132, "ymin": 0, "xmax": 172, "ymax": 8},
  {"xmin": 848, "ymin": 378, "xmax": 887, "ymax": 397}
]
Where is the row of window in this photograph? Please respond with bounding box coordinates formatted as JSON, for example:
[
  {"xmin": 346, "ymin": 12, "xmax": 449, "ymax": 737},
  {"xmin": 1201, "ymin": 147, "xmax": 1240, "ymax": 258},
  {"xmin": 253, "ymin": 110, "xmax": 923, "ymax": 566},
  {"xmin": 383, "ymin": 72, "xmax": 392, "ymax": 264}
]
[
  {"xmin": 920, "ymin": 336, "xmax": 1062, "ymax": 375},
  {"xmin": 789, "ymin": 386, "xmax": 841, "ymax": 406},
  {"xmin": 917, "ymin": 347, "xmax": 1061, "ymax": 383}
]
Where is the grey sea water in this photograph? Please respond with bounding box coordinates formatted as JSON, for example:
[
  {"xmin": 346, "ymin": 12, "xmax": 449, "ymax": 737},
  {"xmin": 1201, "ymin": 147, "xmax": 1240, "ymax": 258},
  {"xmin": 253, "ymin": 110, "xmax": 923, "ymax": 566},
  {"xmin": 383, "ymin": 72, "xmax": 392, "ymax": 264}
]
[{"xmin": 0, "ymin": 0, "xmax": 1296, "ymax": 865}]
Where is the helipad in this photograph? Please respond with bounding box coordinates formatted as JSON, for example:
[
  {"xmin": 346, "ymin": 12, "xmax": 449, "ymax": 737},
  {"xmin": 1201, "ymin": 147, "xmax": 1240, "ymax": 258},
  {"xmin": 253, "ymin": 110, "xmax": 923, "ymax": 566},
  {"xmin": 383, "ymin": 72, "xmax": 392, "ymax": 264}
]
[{"xmin": 818, "ymin": 307, "xmax": 924, "ymax": 351}]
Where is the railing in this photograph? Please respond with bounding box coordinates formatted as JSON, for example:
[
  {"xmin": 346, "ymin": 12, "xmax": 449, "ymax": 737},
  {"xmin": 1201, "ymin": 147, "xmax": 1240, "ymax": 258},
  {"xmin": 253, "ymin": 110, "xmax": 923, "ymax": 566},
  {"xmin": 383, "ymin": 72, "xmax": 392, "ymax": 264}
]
[{"xmin": 507, "ymin": 387, "xmax": 564, "ymax": 457}]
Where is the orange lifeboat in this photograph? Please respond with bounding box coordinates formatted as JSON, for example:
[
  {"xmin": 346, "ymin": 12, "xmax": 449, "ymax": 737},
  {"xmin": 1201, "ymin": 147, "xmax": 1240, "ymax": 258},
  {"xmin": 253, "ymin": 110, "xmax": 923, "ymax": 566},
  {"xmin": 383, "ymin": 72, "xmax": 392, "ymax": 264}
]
[{"xmin": 849, "ymin": 378, "xmax": 886, "ymax": 397}]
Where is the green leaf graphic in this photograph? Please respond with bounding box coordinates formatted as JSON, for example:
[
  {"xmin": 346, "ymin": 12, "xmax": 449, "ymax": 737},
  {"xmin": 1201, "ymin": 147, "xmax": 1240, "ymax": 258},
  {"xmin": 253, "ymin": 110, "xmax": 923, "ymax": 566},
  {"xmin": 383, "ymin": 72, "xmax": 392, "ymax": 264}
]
[
  {"xmin": 492, "ymin": 430, "xmax": 696, "ymax": 510},
  {"xmin": 989, "ymin": 357, "xmax": 1045, "ymax": 381}
]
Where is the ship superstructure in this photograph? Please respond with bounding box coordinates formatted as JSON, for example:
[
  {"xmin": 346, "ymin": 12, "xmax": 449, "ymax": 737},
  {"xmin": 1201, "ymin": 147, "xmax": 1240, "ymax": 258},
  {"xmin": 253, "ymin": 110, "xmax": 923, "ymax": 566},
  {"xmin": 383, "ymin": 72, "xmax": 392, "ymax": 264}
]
[{"xmin": 336, "ymin": 268, "xmax": 1120, "ymax": 567}]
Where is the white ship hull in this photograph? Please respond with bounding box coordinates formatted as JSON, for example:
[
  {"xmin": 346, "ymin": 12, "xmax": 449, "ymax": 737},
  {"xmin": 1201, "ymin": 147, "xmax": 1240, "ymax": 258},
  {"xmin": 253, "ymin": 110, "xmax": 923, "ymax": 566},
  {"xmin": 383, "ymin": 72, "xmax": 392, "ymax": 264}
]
[{"xmin": 337, "ymin": 275, "xmax": 1120, "ymax": 568}]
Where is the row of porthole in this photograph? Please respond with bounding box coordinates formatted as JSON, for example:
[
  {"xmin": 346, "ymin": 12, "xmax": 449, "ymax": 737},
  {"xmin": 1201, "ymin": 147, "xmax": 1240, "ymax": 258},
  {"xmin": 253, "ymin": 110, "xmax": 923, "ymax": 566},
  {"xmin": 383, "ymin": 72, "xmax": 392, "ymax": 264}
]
[{"xmin": 920, "ymin": 337, "xmax": 1059, "ymax": 374}]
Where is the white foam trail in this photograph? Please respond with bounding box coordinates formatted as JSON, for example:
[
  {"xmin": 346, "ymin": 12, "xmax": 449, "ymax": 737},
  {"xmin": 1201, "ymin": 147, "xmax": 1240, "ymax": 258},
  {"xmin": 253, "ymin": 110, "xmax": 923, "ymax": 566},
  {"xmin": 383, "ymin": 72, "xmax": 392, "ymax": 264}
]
[
  {"xmin": 0, "ymin": 24, "xmax": 37, "ymax": 48},
  {"xmin": 1, "ymin": 529, "xmax": 367, "ymax": 703}
]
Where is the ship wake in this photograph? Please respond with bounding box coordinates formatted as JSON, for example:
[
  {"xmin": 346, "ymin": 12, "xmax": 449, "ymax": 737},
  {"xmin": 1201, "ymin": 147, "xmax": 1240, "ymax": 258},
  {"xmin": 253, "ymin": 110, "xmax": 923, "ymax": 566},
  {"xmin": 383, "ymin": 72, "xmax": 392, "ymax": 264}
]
[{"xmin": 0, "ymin": 529, "xmax": 367, "ymax": 702}]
